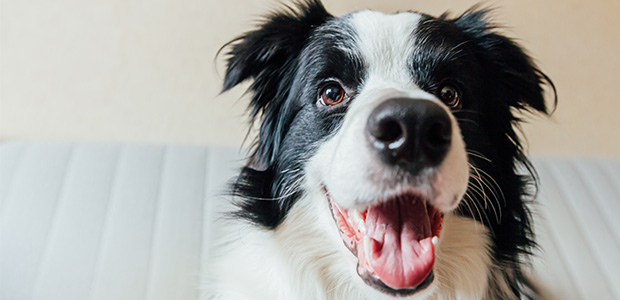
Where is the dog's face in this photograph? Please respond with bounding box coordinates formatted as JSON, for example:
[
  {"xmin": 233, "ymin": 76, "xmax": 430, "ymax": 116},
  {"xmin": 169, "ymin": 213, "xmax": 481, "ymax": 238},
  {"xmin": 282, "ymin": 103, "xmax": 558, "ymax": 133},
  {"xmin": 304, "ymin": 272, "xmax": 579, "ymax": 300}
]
[
  {"xmin": 307, "ymin": 11, "xmax": 471, "ymax": 294},
  {"xmin": 222, "ymin": 1, "xmax": 551, "ymax": 298}
]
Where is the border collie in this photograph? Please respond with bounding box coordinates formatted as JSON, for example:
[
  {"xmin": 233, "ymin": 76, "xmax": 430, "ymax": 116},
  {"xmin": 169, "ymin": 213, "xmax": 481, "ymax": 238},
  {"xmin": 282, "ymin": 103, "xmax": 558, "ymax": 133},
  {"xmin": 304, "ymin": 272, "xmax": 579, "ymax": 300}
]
[{"xmin": 208, "ymin": 1, "xmax": 555, "ymax": 299}]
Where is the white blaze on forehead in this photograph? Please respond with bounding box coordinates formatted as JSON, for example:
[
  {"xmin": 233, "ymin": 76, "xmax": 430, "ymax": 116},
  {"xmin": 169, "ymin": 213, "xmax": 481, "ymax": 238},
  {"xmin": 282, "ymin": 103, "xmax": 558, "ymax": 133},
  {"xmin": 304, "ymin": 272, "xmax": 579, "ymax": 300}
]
[
  {"xmin": 348, "ymin": 10, "xmax": 422, "ymax": 86},
  {"xmin": 308, "ymin": 10, "xmax": 469, "ymax": 213}
]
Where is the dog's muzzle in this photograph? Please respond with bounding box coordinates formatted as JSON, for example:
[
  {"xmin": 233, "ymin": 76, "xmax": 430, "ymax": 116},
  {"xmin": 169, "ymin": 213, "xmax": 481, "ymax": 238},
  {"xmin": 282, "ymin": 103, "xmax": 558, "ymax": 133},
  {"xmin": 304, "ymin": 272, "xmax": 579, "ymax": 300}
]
[{"xmin": 366, "ymin": 98, "xmax": 452, "ymax": 175}]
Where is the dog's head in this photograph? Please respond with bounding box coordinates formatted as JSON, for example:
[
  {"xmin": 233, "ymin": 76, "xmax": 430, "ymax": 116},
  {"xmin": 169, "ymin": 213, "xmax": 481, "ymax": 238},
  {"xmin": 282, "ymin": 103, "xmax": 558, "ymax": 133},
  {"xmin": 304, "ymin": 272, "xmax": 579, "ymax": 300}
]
[{"xmin": 221, "ymin": 0, "xmax": 553, "ymax": 297}]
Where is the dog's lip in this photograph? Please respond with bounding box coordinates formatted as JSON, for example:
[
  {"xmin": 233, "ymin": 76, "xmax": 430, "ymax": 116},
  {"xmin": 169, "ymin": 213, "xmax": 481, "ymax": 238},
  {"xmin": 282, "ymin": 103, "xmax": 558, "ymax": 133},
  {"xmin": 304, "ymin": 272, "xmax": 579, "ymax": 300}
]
[
  {"xmin": 322, "ymin": 185, "xmax": 443, "ymax": 293},
  {"xmin": 359, "ymin": 269, "xmax": 435, "ymax": 297}
]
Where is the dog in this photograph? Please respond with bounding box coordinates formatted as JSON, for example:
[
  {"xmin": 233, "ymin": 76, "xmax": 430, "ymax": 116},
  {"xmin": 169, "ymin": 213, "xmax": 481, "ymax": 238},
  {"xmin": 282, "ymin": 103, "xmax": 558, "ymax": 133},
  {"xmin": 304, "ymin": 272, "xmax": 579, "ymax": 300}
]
[{"xmin": 207, "ymin": 1, "xmax": 555, "ymax": 299}]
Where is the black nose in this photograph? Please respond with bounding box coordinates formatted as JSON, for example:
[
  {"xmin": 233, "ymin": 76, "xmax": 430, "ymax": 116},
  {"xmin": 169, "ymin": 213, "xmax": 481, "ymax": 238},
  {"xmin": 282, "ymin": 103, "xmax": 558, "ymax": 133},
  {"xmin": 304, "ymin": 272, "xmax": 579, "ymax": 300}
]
[{"xmin": 366, "ymin": 98, "xmax": 452, "ymax": 174}]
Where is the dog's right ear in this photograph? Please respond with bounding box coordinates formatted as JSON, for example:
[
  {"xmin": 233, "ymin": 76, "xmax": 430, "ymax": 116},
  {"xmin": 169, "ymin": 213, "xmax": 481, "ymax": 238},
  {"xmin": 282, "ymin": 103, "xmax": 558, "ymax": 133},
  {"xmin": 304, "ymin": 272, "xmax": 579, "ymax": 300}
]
[
  {"xmin": 222, "ymin": 0, "xmax": 330, "ymax": 93},
  {"xmin": 221, "ymin": 0, "xmax": 331, "ymax": 169}
]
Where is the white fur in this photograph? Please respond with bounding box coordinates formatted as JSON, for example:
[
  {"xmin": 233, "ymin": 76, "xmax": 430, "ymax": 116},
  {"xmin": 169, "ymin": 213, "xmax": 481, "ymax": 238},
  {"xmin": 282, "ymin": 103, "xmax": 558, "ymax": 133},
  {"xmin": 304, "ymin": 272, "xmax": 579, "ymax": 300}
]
[{"xmin": 349, "ymin": 11, "xmax": 421, "ymax": 87}]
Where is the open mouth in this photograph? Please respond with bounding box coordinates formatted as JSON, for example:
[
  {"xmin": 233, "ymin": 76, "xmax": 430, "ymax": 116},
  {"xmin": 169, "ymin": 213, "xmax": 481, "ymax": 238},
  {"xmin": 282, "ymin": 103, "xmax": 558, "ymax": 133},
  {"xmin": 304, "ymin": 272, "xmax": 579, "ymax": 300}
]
[{"xmin": 324, "ymin": 187, "xmax": 443, "ymax": 295}]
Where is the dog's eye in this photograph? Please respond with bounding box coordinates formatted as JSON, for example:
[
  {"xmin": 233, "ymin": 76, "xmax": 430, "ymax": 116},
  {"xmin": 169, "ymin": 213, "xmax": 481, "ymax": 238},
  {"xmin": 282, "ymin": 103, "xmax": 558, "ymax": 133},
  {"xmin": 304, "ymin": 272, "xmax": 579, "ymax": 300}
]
[
  {"xmin": 319, "ymin": 83, "xmax": 346, "ymax": 106},
  {"xmin": 438, "ymin": 84, "xmax": 461, "ymax": 108}
]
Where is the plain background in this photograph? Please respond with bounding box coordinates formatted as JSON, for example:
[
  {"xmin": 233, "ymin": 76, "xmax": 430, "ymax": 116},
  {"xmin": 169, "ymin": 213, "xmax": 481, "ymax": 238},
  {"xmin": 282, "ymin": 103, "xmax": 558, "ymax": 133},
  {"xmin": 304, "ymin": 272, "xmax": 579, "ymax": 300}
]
[{"xmin": 1, "ymin": 0, "xmax": 619, "ymax": 157}]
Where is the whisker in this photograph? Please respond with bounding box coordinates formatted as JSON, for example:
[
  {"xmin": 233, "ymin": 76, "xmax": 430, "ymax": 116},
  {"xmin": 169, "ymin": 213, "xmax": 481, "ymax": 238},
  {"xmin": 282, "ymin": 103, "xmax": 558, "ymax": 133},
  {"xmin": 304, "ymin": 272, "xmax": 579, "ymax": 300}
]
[
  {"xmin": 459, "ymin": 193, "xmax": 481, "ymax": 232},
  {"xmin": 475, "ymin": 167, "xmax": 507, "ymax": 207},
  {"xmin": 466, "ymin": 150, "xmax": 493, "ymax": 163},
  {"xmin": 277, "ymin": 174, "xmax": 305, "ymax": 201},
  {"xmin": 477, "ymin": 172, "xmax": 503, "ymax": 224},
  {"xmin": 465, "ymin": 183, "xmax": 493, "ymax": 228},
  {"xmin": 470, "ymin": 164, "xmax": 500, "ymax": 217},
  {"xmin": 465, "ymin": 155, "xmax": 506, "ymax": 225}
]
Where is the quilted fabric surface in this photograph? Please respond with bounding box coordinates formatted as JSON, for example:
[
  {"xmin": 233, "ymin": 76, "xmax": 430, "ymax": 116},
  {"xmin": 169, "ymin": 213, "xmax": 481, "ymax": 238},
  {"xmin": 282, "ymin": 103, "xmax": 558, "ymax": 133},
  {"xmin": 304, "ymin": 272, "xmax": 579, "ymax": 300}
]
[
  {"xmin": 0, "ymin": 142, "xmax": 240, "ymax": 300},
  {"xmin": 0, "ymin": 141, "xmax": 618, "ymax": 299},
  {"xmin": 531, "ymin": 157, "xmax": 620, "ymax": 299}
]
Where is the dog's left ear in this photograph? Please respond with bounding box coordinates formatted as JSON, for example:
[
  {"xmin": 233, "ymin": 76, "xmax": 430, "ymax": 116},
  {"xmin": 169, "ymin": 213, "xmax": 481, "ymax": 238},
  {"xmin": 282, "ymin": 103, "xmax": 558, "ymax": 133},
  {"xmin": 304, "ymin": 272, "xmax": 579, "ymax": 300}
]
[
  {"xmin": 221, "ymin": 0, "xmax": 331, "ymax": 169},
  {"xmin": 453, "ymin": 9, "xmax": 556, "ymax": 114}
]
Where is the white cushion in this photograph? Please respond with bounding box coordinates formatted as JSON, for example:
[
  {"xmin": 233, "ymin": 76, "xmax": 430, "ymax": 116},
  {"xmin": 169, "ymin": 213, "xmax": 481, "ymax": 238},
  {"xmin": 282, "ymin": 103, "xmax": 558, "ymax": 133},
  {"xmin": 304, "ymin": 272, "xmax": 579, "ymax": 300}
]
[
  {"xmin": 0, "ymin": 142, "xmax": 240, "ymax": 300},
  {"xmin": 531, "ymin": 157, "xmax": 620, "ymax": 299}
]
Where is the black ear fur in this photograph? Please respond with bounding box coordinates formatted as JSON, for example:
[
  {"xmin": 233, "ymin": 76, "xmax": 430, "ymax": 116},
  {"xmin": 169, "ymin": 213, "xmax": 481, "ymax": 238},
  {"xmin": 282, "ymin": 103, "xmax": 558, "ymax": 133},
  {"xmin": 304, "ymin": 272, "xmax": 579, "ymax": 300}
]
[
  {"xmin": 453, "ymin": 9, "xmax": 556, "ymax": 114},
  {"xmin": 221, "ymin": 0, "xmax": 331, "ymax": 169}
]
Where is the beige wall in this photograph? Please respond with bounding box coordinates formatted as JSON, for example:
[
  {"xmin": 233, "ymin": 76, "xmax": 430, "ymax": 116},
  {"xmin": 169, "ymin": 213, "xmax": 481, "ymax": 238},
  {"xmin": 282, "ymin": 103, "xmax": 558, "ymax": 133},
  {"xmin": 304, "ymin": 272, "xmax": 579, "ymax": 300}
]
[{"xmin": 1, "ymin": 0, "xmax": 619, "ymax": 156}]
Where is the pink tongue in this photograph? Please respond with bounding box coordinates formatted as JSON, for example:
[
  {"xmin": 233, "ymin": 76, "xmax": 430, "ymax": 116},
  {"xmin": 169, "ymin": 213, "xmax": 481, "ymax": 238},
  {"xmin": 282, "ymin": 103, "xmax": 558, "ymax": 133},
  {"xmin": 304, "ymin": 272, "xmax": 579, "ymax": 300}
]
[{"xmin": 365, "ymin": 197, "xmax": 435, "ymax": 289}]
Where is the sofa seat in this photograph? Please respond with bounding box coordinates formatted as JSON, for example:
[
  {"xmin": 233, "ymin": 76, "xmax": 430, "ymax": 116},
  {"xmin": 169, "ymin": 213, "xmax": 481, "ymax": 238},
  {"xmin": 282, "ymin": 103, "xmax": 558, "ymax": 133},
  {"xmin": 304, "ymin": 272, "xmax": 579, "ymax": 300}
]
[{"xmin": 0, "ymin": 141, "xmax": 618, "ymax": 299}]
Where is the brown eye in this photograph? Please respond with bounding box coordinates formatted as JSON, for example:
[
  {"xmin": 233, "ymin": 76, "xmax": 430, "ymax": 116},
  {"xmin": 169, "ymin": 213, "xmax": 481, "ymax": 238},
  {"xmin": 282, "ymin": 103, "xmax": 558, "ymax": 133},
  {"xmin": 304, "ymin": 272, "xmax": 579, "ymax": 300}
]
[
  {"xmin": 439, "ymin": 84, "xmax": 461, "ymax": 108},
  {"xmin": 319, "ymin": 83, "xmax": 346, "ymax": 106}
]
